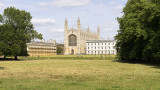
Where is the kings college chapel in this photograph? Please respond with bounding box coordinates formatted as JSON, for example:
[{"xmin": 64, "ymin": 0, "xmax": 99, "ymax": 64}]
[{"xmin": 64, "ymin": 18, "xmax": 100, "ymax": 55}]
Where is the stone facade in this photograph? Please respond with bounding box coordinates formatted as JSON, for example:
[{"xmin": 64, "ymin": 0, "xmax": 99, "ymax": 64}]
[
  {"xmin": 27, "ymin": 40, "xmax": 57, "ymax": 56},
  {"xmin": 86, "ymin": 40, "xmax": 117, "ymax": 55},
  {"xmin": 64, "ymin": 18, "xmax": 100, "ymax": 55}
]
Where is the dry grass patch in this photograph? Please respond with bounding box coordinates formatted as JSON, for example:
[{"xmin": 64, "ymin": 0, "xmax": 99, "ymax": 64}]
[{"xmin": 0, "ymin": 59, "xmax": 159, "ymax": 89}]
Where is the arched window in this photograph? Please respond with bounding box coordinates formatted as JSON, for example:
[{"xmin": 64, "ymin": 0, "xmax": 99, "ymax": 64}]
[{"xmin": 69, "ymin": 34, "xmax": 77, "ymax": 46}]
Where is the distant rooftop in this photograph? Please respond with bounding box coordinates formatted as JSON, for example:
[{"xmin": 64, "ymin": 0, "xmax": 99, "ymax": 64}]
[{"xmin": 27, "ymin": 39, "xmax": 56, "ymax": 46}]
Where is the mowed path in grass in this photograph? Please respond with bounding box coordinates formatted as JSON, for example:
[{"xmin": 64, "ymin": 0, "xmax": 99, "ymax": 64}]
[{"xmin": 0, "ymin": 59, "xmax": 160, "ymax": 90}]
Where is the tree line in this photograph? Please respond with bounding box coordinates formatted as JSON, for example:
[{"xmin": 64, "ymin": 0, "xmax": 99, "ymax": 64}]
[
  {"xmin": 115, "ymin": 0, "xmax": 160, "ymax": 62},
  {"xmin": 0, "ymin": 7, "xmax": 42, "ymax": 60}
]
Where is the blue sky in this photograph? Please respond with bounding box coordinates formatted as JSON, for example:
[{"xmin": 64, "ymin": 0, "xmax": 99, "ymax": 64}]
[{"xmin": 0, "ymin": 0, "xmax": 127, "ymax": 43}]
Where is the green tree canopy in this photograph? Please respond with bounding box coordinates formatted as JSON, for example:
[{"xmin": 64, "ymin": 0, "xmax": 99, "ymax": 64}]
[
  {"xmin": 57, "ymin": 45, "xmax": 64, "ymax": 55},
  {"xmin": 115, "ymin": 0, "xmax": 160, "ymax": 61},
  {"xmin": 0, "ymin": 7, "xmax": 42, "ymax": 59}
]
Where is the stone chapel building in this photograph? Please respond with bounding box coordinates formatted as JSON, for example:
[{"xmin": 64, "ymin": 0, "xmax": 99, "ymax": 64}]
[{"xmin": 64, "ymin": 18, "xmax": 100, "ymax": 55}]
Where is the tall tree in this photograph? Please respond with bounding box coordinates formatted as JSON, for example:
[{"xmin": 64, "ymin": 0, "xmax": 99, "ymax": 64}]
[
  {"xmin": 57, "ymin": 45, "xmax": 64, "ymax": 55},
  {"xmin": 0, "ymin": 7, "xmax": 42, "ymax": 59},
  {"xmin": 115, "ymin": 0, "xmax": 160, "ymax": 61}
]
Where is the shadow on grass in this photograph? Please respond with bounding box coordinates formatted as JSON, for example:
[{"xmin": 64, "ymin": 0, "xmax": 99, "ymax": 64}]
[
  {"xmin": 113, "ymin": 60, "xmax": 160, "ymax": 69},
  {"xmin": 0, "ymin": 67, "xmax": 5, "ymax": 70},
  {"xmin": 0, "ymin": 56, "xmax": 115, "ymax": 61},
  {"xmin": 0, "ymin": 58, "xmax": 27, "ymax": 61}
]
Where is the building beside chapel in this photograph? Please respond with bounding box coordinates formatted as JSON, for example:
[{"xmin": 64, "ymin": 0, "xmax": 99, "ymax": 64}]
[
  {"xmin": 27, "ymin": 39, "xmax": 57, "ymax": 56},
  {"xmin": 86, "ymin": 40, "xmax": 117, "ymax": 55},
  {"xmin": 64, "ymin": 18, "xmax": 100, "ymax": 55}
]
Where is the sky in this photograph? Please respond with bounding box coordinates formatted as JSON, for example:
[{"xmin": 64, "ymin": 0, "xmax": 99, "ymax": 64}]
[{"xmin": 0, "ymin": 0, "xmax": 128, "ymax": 43}]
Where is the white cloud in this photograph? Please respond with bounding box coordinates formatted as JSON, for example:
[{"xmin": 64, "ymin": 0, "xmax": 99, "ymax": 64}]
[
  {"xmin": 32, "ymin": 18, "xmax": 56, "ymax": 25},
  {"xmin": 99, "ymin": 22, "xmax": 119, "ymax": 40},
  {"xmin": 52, "ymin": 0, "xmax": 91, "ymax": 7},
  {"xmin": 38, "ymin": 2, "xmax": 47, "ymax": 6},
  {"xmin": 109, "ymin": 1, "xmax": 117, "ymax": 5},
  {"xmin": 100, "ymin": 22, "xmax": 118, "ymax": 31},
  {"xmin": 115, "ymin": 5, "xmax": 124, "ymax": 11},
  {"xmin": 0, "ymin": 3, "xmax": 4, "ymax": 11},
  {"xmin": 0, "ymin": 3, "xmax": 3, "ymax": 7},
  {"xmin": 110, "ymin": 5, "xmax": 124, "ymax": 14},
  {"xmin": 103, "ymin": 28, "xmax": 113, "ymax": 31},
  {"xmin": 51, "ymin": 28, "xmax": 64, "ymax": 34},
  {"xmin": 39, "ymin": 0, "xmax": 91, "ymax": 7},
  {"xmin": 0, "ymin": 3, "xmax": 4, "ymax": 7},
  {"xmin": 8, "ymin": 0, "xmax": 14, "ymax": 1}
]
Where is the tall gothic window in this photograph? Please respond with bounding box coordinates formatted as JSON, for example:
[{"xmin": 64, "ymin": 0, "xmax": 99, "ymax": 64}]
[{"xmin": 69, "ymin": 34, "xmax": 77, "ymax": 46}]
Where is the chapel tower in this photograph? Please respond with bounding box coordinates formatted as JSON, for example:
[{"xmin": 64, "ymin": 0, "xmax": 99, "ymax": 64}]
[{"xmin": 64, "ymin": 18, "xmax": 100, "ymax": 55}]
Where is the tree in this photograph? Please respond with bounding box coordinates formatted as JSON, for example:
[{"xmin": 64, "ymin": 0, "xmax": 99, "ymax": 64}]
[
  {"xmin": 150, "ymin": 0, "xmax": 160, "ymax": 5},
  {"xmin": 115, "ymin": 0, "xmax": 160, "ymax": 62},
  {"xmin": 0, "ymin": 7, "xmax": 42, "ymax": 60},
  {"xmin": 57, "ymin": 45, "xmax": 64, "ymax": 55}
]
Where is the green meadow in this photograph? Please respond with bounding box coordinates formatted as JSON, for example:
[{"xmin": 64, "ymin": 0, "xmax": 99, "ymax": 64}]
[
  {"xmin": 0, "ymin": 55, "xmax": 160, "ymax": 90},
  {"xmin": 19, "ymin": 55, "xmax": 115, "ymax": 60}
]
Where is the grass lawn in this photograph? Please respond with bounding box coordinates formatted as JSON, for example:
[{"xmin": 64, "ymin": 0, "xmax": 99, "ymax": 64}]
[
  {"xmin": 19, "ymin": 54, "xmax": 116, "ymax": 60},
  {"xmin": 0, "ymin": 55, "xmax": 160, "ymax": 90}
]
